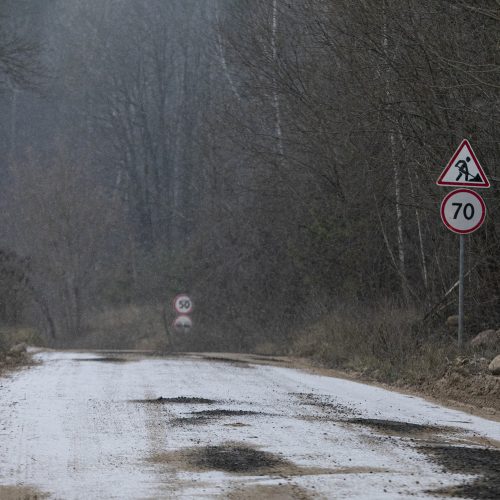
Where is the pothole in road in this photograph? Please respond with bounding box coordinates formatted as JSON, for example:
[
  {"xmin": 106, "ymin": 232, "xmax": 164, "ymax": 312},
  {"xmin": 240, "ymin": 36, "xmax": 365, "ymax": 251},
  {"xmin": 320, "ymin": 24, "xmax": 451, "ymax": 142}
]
[
  {"xmin": 170, "ymin": 416, "xmax": 211, "ymax": 426},
  {"xmin": 169, "ymin": 409, "xmax": 262, "ymax": 427},
  {"xmin": 149, "ymin": 442, "xmax": 387, "ymax": 477},
  {"xmin": 151, "ymin": 443, "xmax": 292, "ymax": 474},
  {"xmin": 190, "ymin": 443, "xmax": 285, "ymax": 473},
  {"xmin": 131, "ymin": 396, "xmax": 218, "ymax": 404},
  {"xmin": 294, "ymin": 393, "xmax": 360, "ymax": 418},
  {"xmin": 73, "ymin": 357, "xmax": 129, "ymax": 363},
  {"xmin": 420, "ymin": 445, "xmax": 500, "ymax": 499},
  {"xmin": 191, "ymin": 409, "xmax": 260, "ymax": 417},
  {"xmin": 345, "ymin": 418, "xmax": 452, "ymax": 436}
]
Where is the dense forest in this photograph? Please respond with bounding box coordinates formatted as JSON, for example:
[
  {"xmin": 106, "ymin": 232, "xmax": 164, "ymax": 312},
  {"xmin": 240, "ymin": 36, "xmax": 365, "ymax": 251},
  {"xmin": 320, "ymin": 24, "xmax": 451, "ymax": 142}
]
[{"xmin": 0, "ymin": 1, "xmax": 498, "ymax": 362}]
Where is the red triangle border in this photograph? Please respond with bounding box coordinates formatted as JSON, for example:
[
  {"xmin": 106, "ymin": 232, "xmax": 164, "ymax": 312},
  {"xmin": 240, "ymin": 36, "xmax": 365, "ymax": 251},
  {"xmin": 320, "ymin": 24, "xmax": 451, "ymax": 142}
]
[{"xmin": 436, "ymin": 139, "xmax": 490, "ymax": 188}]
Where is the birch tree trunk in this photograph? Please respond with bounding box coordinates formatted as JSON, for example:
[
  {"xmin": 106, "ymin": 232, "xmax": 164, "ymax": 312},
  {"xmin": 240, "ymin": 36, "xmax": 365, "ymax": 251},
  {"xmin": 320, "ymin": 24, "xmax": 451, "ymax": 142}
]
[
  {"xmin": 271, "ymin": 0, "xmax": 284, "ymax": 159},
  {"xmin": 382, "ymin": 0, "xmax": 409, "ymax": 304}
]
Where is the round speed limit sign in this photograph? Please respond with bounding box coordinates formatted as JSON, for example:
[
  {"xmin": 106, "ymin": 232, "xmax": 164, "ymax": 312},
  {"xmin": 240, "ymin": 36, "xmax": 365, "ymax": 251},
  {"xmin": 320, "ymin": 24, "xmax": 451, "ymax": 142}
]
[
  {"xmin": 173, "ymin": 294, "xmax": 193, "ymax": 315},
  {"xmin": 440, "ymin": 188, "xmax": 486, "ymax": 234},
  {"xmin": 173, "ymin": 315, "xmax": 193, "ymax": 332}
]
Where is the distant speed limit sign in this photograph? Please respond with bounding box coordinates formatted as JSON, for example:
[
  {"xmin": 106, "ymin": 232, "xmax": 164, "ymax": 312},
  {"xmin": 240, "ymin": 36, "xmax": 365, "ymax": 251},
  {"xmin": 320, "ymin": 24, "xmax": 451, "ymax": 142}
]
[
  {"xmin": 173, "ymin": 315, "xmax": 193, "ymax": 332},
  {"xmin": 173, "ymin": 294, "xmax": 193, "ymax": 314},
  {"xmin": 440, "ymin": 188, "xmax": 486, "ymax": 234}
]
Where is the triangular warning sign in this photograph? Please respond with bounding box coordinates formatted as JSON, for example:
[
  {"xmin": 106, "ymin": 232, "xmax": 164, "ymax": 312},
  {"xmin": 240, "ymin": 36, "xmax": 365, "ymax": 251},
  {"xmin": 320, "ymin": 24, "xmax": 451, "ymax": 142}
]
[{"xmin": 437, "ymin": 139, "xmax": 490, "ymax": 188}]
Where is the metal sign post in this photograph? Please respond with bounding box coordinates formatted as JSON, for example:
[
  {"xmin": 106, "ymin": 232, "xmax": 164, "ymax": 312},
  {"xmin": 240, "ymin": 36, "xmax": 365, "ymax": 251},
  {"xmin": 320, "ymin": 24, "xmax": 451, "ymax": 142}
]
[
  {"xmin": 440, "ymin": 189, "xmax": 486, "ymax": 346},
  {"xmin": 458, "ymin": 235, "xmax": 465, "ymax": 347}
]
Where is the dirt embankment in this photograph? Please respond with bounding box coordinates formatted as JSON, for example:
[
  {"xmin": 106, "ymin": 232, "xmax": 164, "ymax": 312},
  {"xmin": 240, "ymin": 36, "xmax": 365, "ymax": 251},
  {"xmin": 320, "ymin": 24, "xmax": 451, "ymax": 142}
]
[
  {"xmin": 310, "ymin": 355, "xmax": 499, "ymax": 420},
  {"xmin": 418, "ymin": 356, "xmax": 500, "ymax": 417},
  {"xmin": 0, "ymin": 485, "xmax": 48, "ymax": 500},
  {"xmin": 322, "ymin": 361, "xmax": 499, "ymax": 420}
]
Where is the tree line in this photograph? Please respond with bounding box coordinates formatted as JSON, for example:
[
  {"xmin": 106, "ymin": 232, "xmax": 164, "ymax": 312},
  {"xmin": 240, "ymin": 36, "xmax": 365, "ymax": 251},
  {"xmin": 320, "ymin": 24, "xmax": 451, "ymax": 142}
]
[{"xmin": 0, "ymin": 0, "xmax": 498, "ymax": 349}]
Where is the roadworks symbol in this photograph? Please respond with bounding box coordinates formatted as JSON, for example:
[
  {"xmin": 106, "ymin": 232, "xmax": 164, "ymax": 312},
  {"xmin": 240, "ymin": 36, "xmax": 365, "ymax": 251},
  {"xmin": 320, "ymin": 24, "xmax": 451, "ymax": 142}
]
[
  {"xmin": 436, "ymin": 139, "xmax": 490, "ymax": 188},
  {"xmin": 455, "ymin": 156, "xmax": 480, "ymax": 182}
]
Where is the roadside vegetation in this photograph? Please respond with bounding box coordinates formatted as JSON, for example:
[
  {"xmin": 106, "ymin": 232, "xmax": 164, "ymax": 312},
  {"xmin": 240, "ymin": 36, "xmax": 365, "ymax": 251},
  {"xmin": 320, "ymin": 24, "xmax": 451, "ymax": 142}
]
[
  {"xmin": 0, "ymin": 1, "xmax": 498, "ymax": 408},
  {"xmin": 289, "ymin": 304, "xmax": 500, "ymax": 412}
]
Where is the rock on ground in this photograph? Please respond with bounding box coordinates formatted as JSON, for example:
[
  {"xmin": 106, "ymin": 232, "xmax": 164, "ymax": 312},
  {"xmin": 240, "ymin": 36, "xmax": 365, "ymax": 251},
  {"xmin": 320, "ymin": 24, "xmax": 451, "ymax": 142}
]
[
  {"xmin": 8, "ymin": 343, "xmax": 27, "ymax": 356},
  {"xmin": 471, "ymin": 330, "xmax": 500, "ymax": 348},
  {"xmin": 489, "ymin": 355, "xmax": 500, "ymax": 376}
]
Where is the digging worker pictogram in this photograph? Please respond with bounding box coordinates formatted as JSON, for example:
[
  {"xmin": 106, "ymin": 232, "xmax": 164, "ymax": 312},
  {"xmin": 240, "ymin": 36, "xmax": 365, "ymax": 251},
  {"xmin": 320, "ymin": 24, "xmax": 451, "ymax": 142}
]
[{"xmin": 455, "ymin": 156, "xmax": 481, "ymax": 183}]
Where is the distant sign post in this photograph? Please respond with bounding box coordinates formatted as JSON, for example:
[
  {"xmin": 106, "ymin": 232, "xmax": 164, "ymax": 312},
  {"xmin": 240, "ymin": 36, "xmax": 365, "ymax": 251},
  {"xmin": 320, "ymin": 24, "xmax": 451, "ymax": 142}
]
[
  {"xmin": 172, "ymin": 294, "xmax": 193, "ymax": 338},
  {"xmin": 437, "ymin": 140, "xmax": 489, "ymax": 347}
]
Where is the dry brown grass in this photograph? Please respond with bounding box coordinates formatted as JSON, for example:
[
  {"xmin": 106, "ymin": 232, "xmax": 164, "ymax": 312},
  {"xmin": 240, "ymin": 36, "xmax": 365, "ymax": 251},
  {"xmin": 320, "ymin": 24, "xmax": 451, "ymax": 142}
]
[
  {"xmin": 290, "ymin": 302, "xmax": 500, "ymax": 413},
  {"xmin": 291, "ymin": 303, "xmax": 456, "ymax": 384},
  {"xmin": 0, "ymin": 326, "xmax": 41, "ymax": 351},
  {"xmin": 71, "ymin": 303, "xmax": 169, "ymax": 350}
]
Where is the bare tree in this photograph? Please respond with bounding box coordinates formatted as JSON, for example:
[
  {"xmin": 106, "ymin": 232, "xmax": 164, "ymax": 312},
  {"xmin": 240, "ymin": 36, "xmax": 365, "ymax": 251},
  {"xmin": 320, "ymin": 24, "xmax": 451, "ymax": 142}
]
[{"xmin": 2, "ymin": 149, "xmax": 122, "ymax": 340}]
